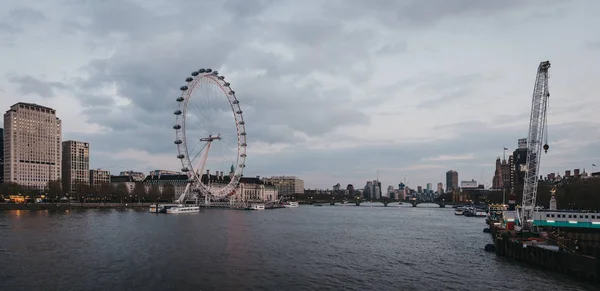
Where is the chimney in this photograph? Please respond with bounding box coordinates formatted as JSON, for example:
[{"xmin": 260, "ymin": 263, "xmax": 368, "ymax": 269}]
[
  {"xmin": 220, "ymin": 171, "xmax": 224, "ymax": 180},
  {"xmin": 256, "ymin": 175, "xmax": 260, "ymax": 179}
]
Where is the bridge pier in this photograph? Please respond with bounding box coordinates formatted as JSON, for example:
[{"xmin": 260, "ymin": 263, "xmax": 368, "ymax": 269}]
[
  {"xmin": 382, "ymin": 197, "xmax": 390, "ymax": 206},
  {"xmin": 354, "ymin": 196, "xmax": 361, "ymax": 206}
]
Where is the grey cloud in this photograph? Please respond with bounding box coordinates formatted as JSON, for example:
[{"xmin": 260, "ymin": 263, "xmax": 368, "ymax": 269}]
[
  {"xmin": 0, "ymin": 7, "xmax": 46, "ymax": 44},
  {"xmin": 412, "ymin": 73, "xmax": 493, "ymax": 109},
  {"xmin": 584, "ymin": 41, "xmax": 600, "ymax": 50},
  {"xmin": 416, "ymin": 87, "xmax": 474, "ymax": 109},
  {"xmin": 5, "ymin": 0, "xmax": 592, "ymax": 189},
  {"xmin": 376, "ymin": 42, "xmax": 408, "ymax": 55},
  {"xmin": 244, "ymin": 120, "xmax": 599, "ymax": 187},
  {"xmin": 329, "ymin": 0, "xmax": 557, "ymax": 29},
  {"xmin": 7, "ymin": 75, "xmax": 67, "ymax": 97},
  {"xmin": 0, "ymin": 22, "xmax": 22, "ymax": 34},
  {"xmin": 55, "ymin": 0, "xmax": 377, "ymax": 146},
  {"xmin": 8, "ymin": 7, "xmax": 46, "ymax": 24}
]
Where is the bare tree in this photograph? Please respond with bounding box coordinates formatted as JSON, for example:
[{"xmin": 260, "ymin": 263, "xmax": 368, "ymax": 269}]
[
  {"xmin": 115, "ymin": 183, "xmax": 129, "ymax": 203},
  {"xmin": 147, "ymin": 184, "xmax": 161, "ymax": 202},
  {"xmin": 98, "ymin": 183, "xmax": 115, "ymax": 202},
  {"xmin": 132, "ymin": 182, "xmax": 147, "ymax": 203},
  {"xmin": 46, "ymin": 180, "xmax": 62, "ymax": 201},
  {"xmin": 162, "ymin": 184, "xmax": 176, "ymax": 201}
]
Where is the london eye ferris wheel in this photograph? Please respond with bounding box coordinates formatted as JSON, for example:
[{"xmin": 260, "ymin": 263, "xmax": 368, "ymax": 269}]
[{"xmin": 173, "ymin": 68, "xmax": 247, "ymax": 202}]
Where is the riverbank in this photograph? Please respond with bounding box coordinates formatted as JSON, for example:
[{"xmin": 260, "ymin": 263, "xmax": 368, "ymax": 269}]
[
  {"xmin": 0, "ymin": 202, "xmax": 152, "ymax": 210},
  {"xmin": 487, "ymin": 220, "xmax": 600, "ymax": 283}
]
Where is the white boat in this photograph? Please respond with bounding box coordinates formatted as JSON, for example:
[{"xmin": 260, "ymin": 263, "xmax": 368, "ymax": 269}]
[
  {"xmin": 454, "ymin": 208, "xmax": 464, "ymax": 215},
  {"xmin": 149, "ymin": 204, "xmax": 179, "ymax": 213},
  {"xmin": 250, "ymin": 203, "xmax": 265, "ymax": 210},
  {"xmin": 284, "ymin": 201, "xmax": 299, "ymax": 208},
  {"xmin": 474, "ymin": 210, "xmax": 487, "ymax": 217},
  {"xmin": 166, "ymin": 205, "xmax": 200, "ymax": 214}
]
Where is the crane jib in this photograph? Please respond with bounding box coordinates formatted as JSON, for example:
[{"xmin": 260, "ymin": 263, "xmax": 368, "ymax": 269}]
[{"xmin": 520, "ymin": 60, "xmax": 551, "ymax": 229}]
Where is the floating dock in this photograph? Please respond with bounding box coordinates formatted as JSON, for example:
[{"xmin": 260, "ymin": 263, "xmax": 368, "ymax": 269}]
[{"xmin": 487, "ymin": 212, "xmax": 600, "ymax": 283}]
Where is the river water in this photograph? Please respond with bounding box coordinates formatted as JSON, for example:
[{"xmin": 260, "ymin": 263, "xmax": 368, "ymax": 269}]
[{"xmin": 0, "ymin": 204, "xmax": 596, "ymax": 290}]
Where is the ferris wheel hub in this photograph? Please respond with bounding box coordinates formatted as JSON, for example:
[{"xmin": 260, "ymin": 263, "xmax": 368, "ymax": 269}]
[{"xmin": 200, "ymin": 134, "xmax": 222, "ymax": 142}]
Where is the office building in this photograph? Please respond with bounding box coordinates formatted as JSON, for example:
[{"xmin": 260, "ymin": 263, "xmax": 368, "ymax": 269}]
[
  {"xmin": 3, "ymin": 103, "xmax": 62, "ymax": 190},
  {"xmin": 62, "ymin": 140, "xmax": 90, "ymax": 194},
  {"xmin": 0, "ymin": 128, "xmax": 3, "ymax": 183},
  {"xmin": 446, "ymin": 170, "xmax": 458, "ymax": 191},
  {"xmin": 262, "ymin": 176, "xmax": 304, "ymax": 197},
  {"xmin": 90, "ymin": 169, "xmax": 111, "ymax": 187}
]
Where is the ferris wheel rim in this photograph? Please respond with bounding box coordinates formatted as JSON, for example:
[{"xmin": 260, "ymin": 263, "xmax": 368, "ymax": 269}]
[{"xmin": 173, "ymin": 68, "xmax": 247, "ymax": 198}]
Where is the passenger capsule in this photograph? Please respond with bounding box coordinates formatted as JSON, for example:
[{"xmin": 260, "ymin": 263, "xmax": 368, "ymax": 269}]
[
  {"xmin": 218, "ymin": 76, "xmax": 224, "ymax": 80},
  {"xmin": 205, "ymin": 68, "xmax": 212, "ymax": 73},
  {"xmin": 174, "ymin": 140, "xmax": 182, "ymax": 144},
  {"xmin": 177, "ymin": 154, "xmax": 185, "ymax": 159},
  {"xmin": 180, "ymin": 86, "xmax": 188, "ymax": 91},
  {"xmin": 191, "ymin": 71, "xmax": 199, "ymax": 76},
  {"xmin": 199, "ymin": 69, "xmax": 206, "ymax": 73},
  {"xmin": 173, "ymin": 124, "xmax": 181, "ymax": 130},
  {"xmin": 232, "ymin": 100, "xmax": 239, "ymax": 104},
  {"xmin": 174, "ymin": 110, "xmax": 182, "ymax": 115},
  {"xmin": 176, "ymin": 97, "xmax": 184, "ymax": 102},
  {"xmin": 185, "ymin": 77, "xmax": 193, "ymax": 82},
  {"xmin": 224, "ymin": 82, "xmax": 230, "ymax": 86}
]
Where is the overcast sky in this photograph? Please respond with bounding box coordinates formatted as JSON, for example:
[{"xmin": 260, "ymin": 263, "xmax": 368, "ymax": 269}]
[{"xmin": 1, "ymin": 0, "xmax": 599, "ymax": 190}]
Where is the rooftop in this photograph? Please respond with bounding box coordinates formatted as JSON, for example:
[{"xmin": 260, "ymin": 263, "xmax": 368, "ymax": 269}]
[{"xmin": 11, "ymin": 102, "xmax": 56, "ymax": 112}]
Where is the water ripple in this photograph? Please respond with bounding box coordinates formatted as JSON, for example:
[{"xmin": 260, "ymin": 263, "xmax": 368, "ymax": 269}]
[{"xmin": 0, "ymin": 206, "xmax": 597, "ymax": 290}]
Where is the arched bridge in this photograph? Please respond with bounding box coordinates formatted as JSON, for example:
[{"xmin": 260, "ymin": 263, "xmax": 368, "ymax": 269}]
[
  {"xmin": 325, "ymin": 197, "xmax": 445, "ymax": 207},
  {"xmin": 406, "ymin": 199, "xmax": 446, "ymax": 208}
]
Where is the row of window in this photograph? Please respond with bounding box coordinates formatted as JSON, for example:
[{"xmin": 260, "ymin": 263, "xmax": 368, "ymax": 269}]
[{"xmin": 545, "ymin": 213, "xmax": 598, "ymax": 219}]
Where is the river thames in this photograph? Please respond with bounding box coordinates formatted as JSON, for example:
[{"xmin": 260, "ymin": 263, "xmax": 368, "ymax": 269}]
[{"xmin": 0, "ymin": 204, "xmax": 596, "ymax": 290}]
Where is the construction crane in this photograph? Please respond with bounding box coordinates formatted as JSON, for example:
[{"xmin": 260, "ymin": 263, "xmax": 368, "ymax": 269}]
[{"xmin": 520, "ymin": 60, "xmax": 551, "ymax": 230}]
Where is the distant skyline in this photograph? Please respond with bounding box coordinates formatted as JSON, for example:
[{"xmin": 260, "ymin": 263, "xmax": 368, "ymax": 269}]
[{"xmin": 1, "ymin": 0, "xmax": 599, "ymax": 189}]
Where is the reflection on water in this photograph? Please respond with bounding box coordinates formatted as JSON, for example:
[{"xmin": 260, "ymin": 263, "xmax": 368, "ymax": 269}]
[{"xmin": 0, "ymin": 206, "xmax": 596, "ymax": 291}]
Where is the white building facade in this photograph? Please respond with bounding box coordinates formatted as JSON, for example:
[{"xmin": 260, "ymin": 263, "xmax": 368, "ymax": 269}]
[{"xmin": 3, "ymin": 103, "xmax": 62, "ymax": 190}]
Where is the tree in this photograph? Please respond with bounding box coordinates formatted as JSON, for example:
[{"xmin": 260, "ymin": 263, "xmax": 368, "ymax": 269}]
[
  {"xmin": 97, "ymin": 183, "xmax": 115, "ymax": 202},
  {"xmin": 0, "ymin": 182, "xmax": 24, "ymax": 197},
  {"xmin": 47, "ymin": 180, "xmax": 62, "ymax": 201},
  {"xmin": 71, "ymin": 180, "xmax": 92, "ymax": 202},
  {"xmin": 147, "ymin": 184, "xmax": 161, "ymax": 202},
  {"xmin": 82, "ymin": 184, "xmax": 99, "ymax": 201},
  {"xmin": 132, "ymin": 182, "xmax": 147, "ymax": 203},
  {"xmin": 115, "ymin": 183, "xmax": 129, "ymax": 203},
  {"xmin": 162, "ymin": 184, "xmax": 176, "ymax": 201}
]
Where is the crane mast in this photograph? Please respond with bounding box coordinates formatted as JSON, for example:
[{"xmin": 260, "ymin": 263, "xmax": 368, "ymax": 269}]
[{"xmin": 521, "ymin": 61, "xmax": 551, "ymax": 228}]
